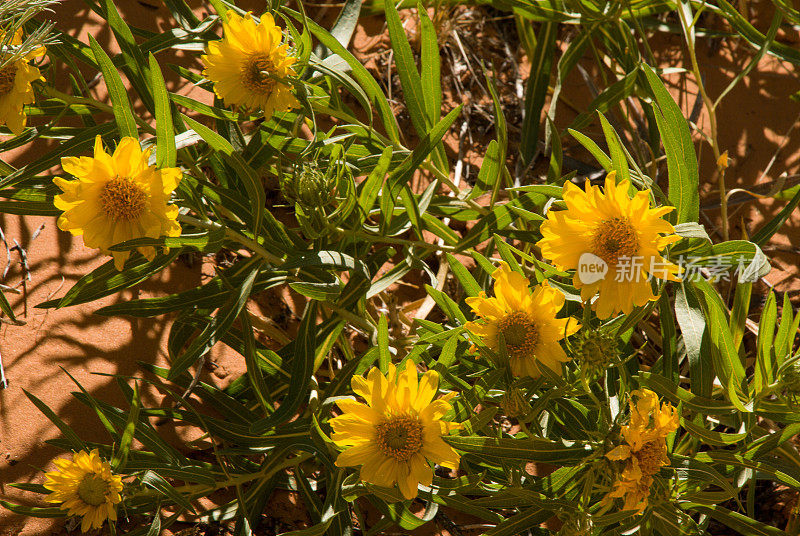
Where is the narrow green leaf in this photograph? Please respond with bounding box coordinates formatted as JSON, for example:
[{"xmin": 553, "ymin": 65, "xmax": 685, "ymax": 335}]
[
  {"xmin": 103, "ymin": 0, "xmax": 155, "ymax": 113},
  {"xmin": 141, "ymin": 471, "xmax": 196, "ymax": 514},
  {"xmin": 24, "ymin": 389, "xmax": 86, "ymax": 451},
  {"xmin": 88, "ymin": 35, "xmax": 137, "ymax": 139},
  {"xmin": 111, "ymin": 380, "xmax": 140, "ymax": 471},
  {"xmin": 642, "ymin": 63, "xmax": 699, "ymax": 223},
  {"xmin": 674, "ymin": 282, "xmax": 706, "ymax": 396},
  {"xmin": 520, "ymin": 21, "xmax": 558, "ymax": 164},
  {"xmin": 598, "ymin": 113, "xmax": 631, "ymax": 184},
  {"xmin": 168, "ymin": 262, "xmax": 261, "ymax": 380},
  {"xmin": 688, "ymin": 504, "xmax": 791, "ymax": 535},
  {"xmin": 250, "ymin": 302, "xmax": 319, "ymax": 434},
  {"xmin": 149, "ymin": 53, "xmax": 176, "ymax": 168},
  {"xmin": 446, "ymin": 253, "xmax": 480, "ymax": 297},
  {"xmin": 751, "ymin": 186, "xmax": 800, "ymax": 246},
  {"xmin": 568, "ymin": 128, "xmax": 612, "ymax": 171},
  {"xmin": 755, "ymin": 291, "xmax": 777, "ymax": 393},
  {"xmin": 378, "ymin": 315, "xmax": 390, "ymax": 373},
  {"xmin": 444, "ymin": 436, "xmax": 590, "ymax": 464},
  {"xmin": 384, "ymin": 0, "xmax": 428, "ymax": 141},
  {"xmin": 37, "ymin": 250, "xmax": 181, "ymax": 309}
]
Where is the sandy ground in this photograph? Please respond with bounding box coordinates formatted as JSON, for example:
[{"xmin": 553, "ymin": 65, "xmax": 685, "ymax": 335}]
[{"xmin": 1, "ymin": 1, "xmax": 799, "ymax": 535}]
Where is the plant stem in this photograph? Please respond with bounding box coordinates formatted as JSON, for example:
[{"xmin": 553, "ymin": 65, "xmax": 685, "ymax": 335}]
[{"xmin": 676, "ymin": 7, "xmax": 728, "ymax": 241}]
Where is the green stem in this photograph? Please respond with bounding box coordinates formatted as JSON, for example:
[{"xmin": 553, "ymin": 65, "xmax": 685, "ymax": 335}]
[
  {"xmin": 178, "ymin": 214, "xmax": 284, "ymax": 265},
  {"xmin": 676, "ymin": 7, "xmax": 728, "ymax": 241}
]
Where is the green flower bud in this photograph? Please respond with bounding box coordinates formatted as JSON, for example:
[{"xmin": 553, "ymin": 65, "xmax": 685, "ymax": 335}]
[{"xmin": 574, "ymin": 330, "xmax": 617, "ymax": 371}]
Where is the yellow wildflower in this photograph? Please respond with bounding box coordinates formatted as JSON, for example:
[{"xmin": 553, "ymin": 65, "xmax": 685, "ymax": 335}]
[
  {"xmin": 330, "ymin": 361, "xmax": 461, "ymax": 500},
  {"xmin": 0, "ymin": 28, "xmax": 45, "ymax": 135},
  {"xmin": 465, "ymin": 262, "xmax": 579, "ymax": 378},
  {"xmin": 603, "ymin": 389, "xmax": 680, "ymax": 512},
  {"xmin": 53, "ymin": 135, "xmax": 182, "ymax": 270},
  {"xmin": 201, "ymin": 11, "xmax": 299, "ymax": 120},
  {"xmin": 537, "ymin": 173, "xmax": 682, "ymax": 318},
  {"xmin": 43, "ymin": 449, "xmax": 123, "ymax": 533}
]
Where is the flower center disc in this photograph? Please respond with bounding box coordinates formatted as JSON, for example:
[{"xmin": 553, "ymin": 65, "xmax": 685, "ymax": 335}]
[
  {"xmin": 497, "ymin": 311, "xmax": 539, "ymax": 359},
  {"xmin": 0, "ymin": 63, "xmax": 18, "ymax": 96},
  {"xmin": 100, "ymin": 177, "xmax": 147, "ymax": 221},
  {"xmin": 76, "ymin": 473, "xmax": 110, "ymax": 507},
  {"xmin": 634, "ymin": 440, "xmax": 665, "ymax": 476},
  {"xmin": 242, "ymin": 55, "xmax": 277, "ymax": 94},
  {"xmin": 592, "ymin": 217, "xmax": 639, "ymax": 266},
  {"xmin": 375, "ymin": 415, "xmax": 423, "ymax": 461}
]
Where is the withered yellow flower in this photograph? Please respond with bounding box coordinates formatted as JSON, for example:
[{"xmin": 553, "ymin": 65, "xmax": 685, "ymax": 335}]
[
  {"xmin": 537, "ymin": 173, "xmax": 682, "ymax": 319},
  {"xmin": 43, "ymin": 449, "xmax": 123, "ymax": 533},
  {"xmin": 465, "ymin": 262, "xmax": 579, "ymax": 378},
  {"xmin": 330, "ymin": 361, "xmax": 461, "ymax": 500},
  {"xmin": 201, "ymin": 11, "xmax": 299, "ymax": 120},
  {"xmin": 54, "ymin": 135, "xmax": 182, "ymax": 270},
  {"xmin": 603, "ymin": 389, "xmax": 680, "ymax": 512},
  {"xmin": 0, "ymin": 28, "xmax": 45, "ymax": 135}
]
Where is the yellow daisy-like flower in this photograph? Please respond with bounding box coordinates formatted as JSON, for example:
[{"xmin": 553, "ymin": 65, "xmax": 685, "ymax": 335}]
[
  {"xmin": 464, "ymin": 262, "xmax": 580, "ymax": 378},
  {"xmin": 0, "ymin": 28, "xmax": 45, "ymax": 135},
  {"xmin": 603, "ymin": 389, "xmax": 680, "ymax": 512},
  {"xmin": 54, "ymin": 135, "xmax": 182, "ymax": 270},
  {"xmin": 330, "ymin": 361, "xmax": 461, "ymax": 500},
  {"xmin": 537, "ymin": 173, "xmax": 682, "ymax": 319},
  {"xmin": 43, "ymin": 449, "xmax": 123, "ymax": 533},
  {"xmin": 201, "ymin": 11, "xmax": 299, "ymax": 120}
]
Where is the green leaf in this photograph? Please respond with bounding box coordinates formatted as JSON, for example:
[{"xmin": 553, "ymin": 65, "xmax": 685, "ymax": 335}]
[
  {"xmin": 88, "ymin": 35, "xmax": 138, "ymax": 139},
  {"xmin": 103, "ymin": 0, "xmax": 154, "ymax": 114},
  {"xmin": 637, "ymin": 372, "xmax": 738, "ymax": 415},
  {"xmin": 446, "ymin": 253, "xmax": 481, "ymax": 297},
  {"xmin": 111, "ymin": 380, "xmax": 141, "ymax": 471},
  {"xmin": 444, "ymin": 436, "xmax": 591, "ymax": 464},
  {"xmin": 687, "ymin": 504, "xmax": 791, "ymax": 535},
  {"xmin": 378, "ymin": 315, "xmax": 390, "ymax": 373},
  {"xmin": 149, "ymin": 53, "xmax": 177, "ymax": 168},
  {"xmin": 754, "ymin": 291, "xmax": 777, "ymax": 393},
  {"xmin": 37, "ymin": 250, "xmax": 181, "ymax": 309},
  {"xmin": 356, "ymin": 146, "xmax": 391, "ymax": 225},
  {"xmin": 141, "ymin": 471, "xmax": 196, "ymax": 514},
  {"xmin": 250, "ymin": 302, "xmax": 319, "ymax": 434},
  {"xmin": 691, "ymin": 278, "xmax": 746, "ymax": 395},
  {"xmin": 679, "ymin": 418, "xmax": 745, "ymax": 447},
  {"xmin": 384, "ymin": 1, "xmax": 427, "ymax": 140},
  {"xmin": 0, "ymin": 501, "xmax": 65, "ymax": 518},
  {"xmin": 23, "ymin": 390, "xmax": 86, "ymax": 451},
  {"xmin": 568, "ymin": 128, "xmax": 612, "ymax": 171},
  {"xmin": 751, "ymin": 186, "xmax": 800, "ymax": 246},
  {"xmin": 168, "ymin": 261, "xmax": 261, "ymax": 380},
  {"xmin": 109, "ymin": 229, "xmax": 226, "ymax": 253},
  {"xmin": 483, "ymin": 505, "xmax": 551, "ymax": 536},
  {"xmin": 598, "ymin": 113, "xmax": 631, "ymax": 184},
  {"xmin": 520, "ymin": 21, "xmax": 558, "ymax": 164},
  {"xmin": 674, "ymin": 282, "xmax": 707, "ymax": 396},
  {"xmin": 286, "ymin": 9, "xmax": 400, "ymax": 143},
  {"xmin": 642, "ymin": 63, "xmax": 699, "ymax": 223},
  {"xmin": 278, "ymin": 519, "xmax": 334, "ymax": 536}
]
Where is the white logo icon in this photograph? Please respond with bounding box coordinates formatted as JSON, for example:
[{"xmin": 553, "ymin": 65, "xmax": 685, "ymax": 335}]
[{"xmin": 577, "ymin": 253, "xmax": 608, "ymax": 284}]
